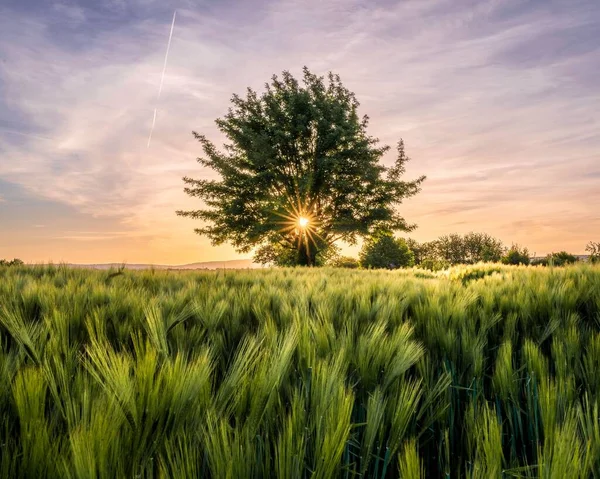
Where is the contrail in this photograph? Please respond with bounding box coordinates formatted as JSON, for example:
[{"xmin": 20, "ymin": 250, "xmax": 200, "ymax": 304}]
[
  {"xmin": 0, "ymin": 127, "xmax": 54, "ymax": 142},
  {"xmin": 147, "ymin": 10, "xmax": 177, "ymax": 148}
]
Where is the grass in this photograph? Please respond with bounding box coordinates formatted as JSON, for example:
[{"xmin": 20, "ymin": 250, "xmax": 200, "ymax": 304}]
[{"xmin": 0, "ymin": 262, "xmax": 599, "ymax": 477}]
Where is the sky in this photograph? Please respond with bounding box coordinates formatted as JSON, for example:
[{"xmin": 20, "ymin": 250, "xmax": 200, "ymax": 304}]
[{"xmin": 0, "ymin": 0, "xmax": 599, "ymax": 264}]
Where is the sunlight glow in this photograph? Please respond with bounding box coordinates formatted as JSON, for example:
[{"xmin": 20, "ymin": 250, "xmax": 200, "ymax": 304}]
[
  {"xmin": 298, "ymin": 216, "xmax": 309, "ymax": 228},
  {"xmin": 271, "ymin": 196, "xmax": 325, "ymax": 265}
]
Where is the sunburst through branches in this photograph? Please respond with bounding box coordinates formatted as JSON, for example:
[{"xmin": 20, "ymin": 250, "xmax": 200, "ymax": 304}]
[{"xmin": 273, "ymin": 198, "xmax": 324, "ymax": 265}]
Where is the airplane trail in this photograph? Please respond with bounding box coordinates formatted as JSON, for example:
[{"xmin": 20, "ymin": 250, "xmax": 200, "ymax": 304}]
[
  {"xmin": 0, "ymin": 127, "xmax": 54, "ymax": 142},
  {"xmin": 147, "ymin": 10, "xmax": 177, "ymax": 148}
]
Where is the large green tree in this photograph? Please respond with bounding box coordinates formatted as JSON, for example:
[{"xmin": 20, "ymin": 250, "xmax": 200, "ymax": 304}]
[{"xmin": 177, "ymin": 67, "xmax": 425, "ymax": 266}]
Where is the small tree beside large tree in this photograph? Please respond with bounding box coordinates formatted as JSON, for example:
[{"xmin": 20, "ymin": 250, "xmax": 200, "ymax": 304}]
[
  {"xmin": 177, "ymin": 67, "xmax": 425, "ymax": 266},
  {"xmin": 359, "ymin": 234, "xmax": 415, "ymax": 269}
]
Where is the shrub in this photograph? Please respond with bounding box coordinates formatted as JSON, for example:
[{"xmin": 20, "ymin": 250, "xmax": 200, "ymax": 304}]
[
  {"xmin": 0, "ymin": 258, "xmax": 24, "ymax": 267},
  {"xmin": 586, "ymin": 241, "xmax": 600, "ymax": 263},
  {"xmin": 501, "ymin": 244, "xmax": 530, "ymax": 265},
  {"xmin": 419, "ymin": 258, "xmax": 450, "ymax": 272},
  {"xmin": 532, "ymin": 251, "xmax": 578, "ymax": 267},
  {"xmin": 328, "ymin": 256, "xmax": 360, "ymax": 269},
  {"xmin": 254, "ymin": 242, "xmax": 339, "ymax": 267},
  {"xmin": 548, "ymin": 251, "xmax": 578, "ymax": 266}
]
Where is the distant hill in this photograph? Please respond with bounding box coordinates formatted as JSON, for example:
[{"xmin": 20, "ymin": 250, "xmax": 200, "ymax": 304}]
[{"xmin": 67, "ymin": 259, "xmax": 258, "ymax": 270}]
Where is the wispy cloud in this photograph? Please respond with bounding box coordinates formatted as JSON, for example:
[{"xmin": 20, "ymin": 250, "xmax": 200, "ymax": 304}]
[
  {"xmin": 52, "ymin": 232, "xmax": 157, "ymax": 241},
  {"xmin": 51, "ymin": 2, "xmax": 86, "ymax": 24},
  {"xmin": 0, "ymin": 127, "xmax": 55, "ymax": 142},
  {"xmin": 0, "ymin": 0, "xmax": 599, "ymax": 261}
]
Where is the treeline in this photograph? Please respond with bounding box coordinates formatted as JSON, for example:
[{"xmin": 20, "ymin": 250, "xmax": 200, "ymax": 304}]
[
  {"xmin": 3, "ymin": 240, "xmax": 599, "ymax": 272},
  {"xmin": 332, "ymin": 235, "xmax": 600, "ymax": 270},
  {"xmin": 0, "ymin": 259, "xmax": 24, "ymax": 267}
]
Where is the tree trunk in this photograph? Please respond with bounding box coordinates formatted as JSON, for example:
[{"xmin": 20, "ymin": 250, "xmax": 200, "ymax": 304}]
[{"xmin": 297, "ymin": 240, "xmax": 318, "ymax": 266}]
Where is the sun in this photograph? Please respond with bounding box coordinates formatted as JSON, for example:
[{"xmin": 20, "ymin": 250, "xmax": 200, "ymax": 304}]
[
  {"xmin": 271, "ymin": 196, "xmax": 325, "ymax": 265},
  {"xmin": 298, "ymin": 216, "xmax": 310, "ymax": 228}
]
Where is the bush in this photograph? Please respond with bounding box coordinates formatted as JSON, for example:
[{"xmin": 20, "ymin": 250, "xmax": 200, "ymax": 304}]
[
  {"xmin": 360, "ymin": 233, "xmax": 415, "ymax": 269},
  {"xmin": 548, "ymin": 251, "xmax": 578, "ymax": 266},
  {"xmin": 419, "ymin": 258, "xmax": 450, "ymax": 272},
  {"xmin": 586, "ymin": 241, "xmax": 600, "ymax": 263},
  {"xmin": 501, "ymin": 244, "xmax": 530, "ymax": 265},
  {"xmin": 254, "ymin": 242, "xmax": 339, "ymax": 267},
  {"xmin": 532, "ymin": 251, "xmax": 578, "ymax": 267},
  {"xmin": 0, "ymin": 258, "xmax": 24, "ymax": 267},
  {"xmin": 328, "ymin": 256, "xmax": 360, "ymax": 269}
]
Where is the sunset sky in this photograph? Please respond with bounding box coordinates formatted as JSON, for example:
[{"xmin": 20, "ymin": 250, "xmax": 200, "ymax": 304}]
[{"xmin": 1, "ymin": 0, "xmax": 599, "ymax": 264}]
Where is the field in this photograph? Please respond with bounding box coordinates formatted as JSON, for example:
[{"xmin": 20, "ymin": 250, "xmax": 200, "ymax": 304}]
[{"xmin": 1, "ymin": 263, "xmax": 600, "ymax": 478}]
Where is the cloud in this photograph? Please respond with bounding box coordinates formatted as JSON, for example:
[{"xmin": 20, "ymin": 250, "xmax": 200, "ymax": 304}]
[
  {"xmin": 0, "ymin": 0, "xmax": 599, "ymax": 259},
  {"xmin": 51, "ymin": 3, "xmax": 87, "ymax": 24}
]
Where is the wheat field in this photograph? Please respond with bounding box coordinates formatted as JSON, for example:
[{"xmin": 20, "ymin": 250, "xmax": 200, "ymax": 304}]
[{"xmin": 1, "ymin": 263, "xmax": 599, "ymax": 478}]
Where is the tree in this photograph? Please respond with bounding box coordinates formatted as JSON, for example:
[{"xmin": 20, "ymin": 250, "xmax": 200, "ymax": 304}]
[
  {"xmin": 586, "ymin": 241, "xmax": 600, "ymax": 263},
  {"xmin": 405, "ymin": 238, "xmax": 424, "ymax": 265},
  {"xmin": 359, "ymin": 233, "xmax": 415, "ymax": 269},
  {"xmin": 177, "ymin": 67, "xmax": 425, "ymax": 266},
  {"xmin": 405, "ymin": 239, "xmax": 440, "ymax": 267},
  {"xmin": 432, "ymin": 232, "xmax": 505, "ymax": 265},
  {"xmin": 501, "ymin": 244, "xmax": 530, "ymax": 265},
  {"xmin": 462, "ymin": 232, "xmax": 505, "ymax": 263},
  {"xmin": 435, "ymin": 234, "xmax": 467, "ymax": 265}
]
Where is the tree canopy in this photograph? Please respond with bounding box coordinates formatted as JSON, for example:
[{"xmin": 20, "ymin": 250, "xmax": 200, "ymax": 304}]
[
  {"xmin": 359, "ymin": 233, "xmax": 415, "ymax": 269},
  {"xmin": 177, "ymin": 67, "xmax": 425, "ymax": 266},
  {"xmin": 408, "ymin": 232, "xmax": 506, "ymax": 267}
]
